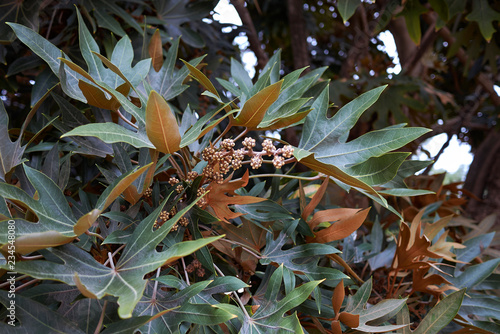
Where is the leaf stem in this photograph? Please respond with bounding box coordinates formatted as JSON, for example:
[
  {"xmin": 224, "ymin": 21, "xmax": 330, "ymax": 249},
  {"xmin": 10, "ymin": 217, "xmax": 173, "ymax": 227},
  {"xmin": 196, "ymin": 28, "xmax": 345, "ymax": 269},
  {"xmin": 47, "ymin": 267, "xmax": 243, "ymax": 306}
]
[
  {"xmin": 328, "ymin": 254, "xmax": 364, "ymax": 284},
  {"xmin": 181, "ymin": 257, "xmax": 190, "ymax": 285},
  {"xmin": 173, "ymin": 152, "xmax": 189, "ymax": 174},
  {"xmin": 116, "ymin": 109, "xmax": 138, "ymax": 129},
  {"xmin": 214, "ymin": 264, "xmax": 251, "ymax": 319},
  {"xmin": 15, "ymin": 278, "xmax": 40, "ymax": 292},
  {"xmin": 151, "ymin": 267, "xmax": 161, "ymax": 302},
  {"xmin": 233, "ymin": 128, "xmax": 249, "ymax": 142},
  {"xmin": 93, "ymin": 300, "xmax": 108, "ymax": 334},
  {"xmin": 107, "ymin": 252, "xmax": 116, "ymax": 270},
  {"xmin": 104, "ymin": 244, "xmax": 125, "ymax": 267},
  {"xmin": 0, "ymin": 275, "xmax": 29, "ymax": 288},
  {"xmin": 21, "ymin": 255, "xmax": 44, "ymax": 260},
  {"xmin": 214, "ymin": 123, "xmax": 232, "ymax": 145},
  {"xmin": 248, "ymin": 173, "xmax": 322, "ymax": 181},
  {"xmin": 168, "ymin": 155, "xmax": 185, "ymax": 179},
  {"xmin": 86, "ymin": 230, "xmax": 105, "ymax": 241},
  {"xmin": 219, "ymin": 238, "xmax": 262, "ymax": 259}
]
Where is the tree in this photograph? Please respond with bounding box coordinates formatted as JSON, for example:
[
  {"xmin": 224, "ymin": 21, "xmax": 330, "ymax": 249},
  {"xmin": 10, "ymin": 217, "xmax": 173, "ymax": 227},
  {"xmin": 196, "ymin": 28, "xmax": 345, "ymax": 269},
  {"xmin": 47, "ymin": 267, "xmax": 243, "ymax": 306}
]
[
  {"xmin": 0, "ymin": 1, "xmax": 498, "ymax": 333},
  {"xmin": 232, "ymin": 0, "xmax": 500, "ymax": 224}
]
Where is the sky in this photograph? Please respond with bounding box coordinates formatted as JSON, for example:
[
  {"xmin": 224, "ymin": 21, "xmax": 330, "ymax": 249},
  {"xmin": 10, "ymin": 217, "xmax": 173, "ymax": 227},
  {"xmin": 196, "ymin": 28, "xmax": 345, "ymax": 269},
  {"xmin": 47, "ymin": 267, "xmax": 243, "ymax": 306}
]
[{"xmin": 212, "ymin": 0, "xmax": 474, "ymax": 178}]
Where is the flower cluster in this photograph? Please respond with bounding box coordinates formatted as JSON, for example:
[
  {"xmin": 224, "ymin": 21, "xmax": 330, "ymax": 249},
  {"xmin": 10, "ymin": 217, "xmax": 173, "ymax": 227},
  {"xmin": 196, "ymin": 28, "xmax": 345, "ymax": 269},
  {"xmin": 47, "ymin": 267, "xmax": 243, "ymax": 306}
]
[{"xmin": 201, "ymin": 137, "xmax": 294, "ymax": 178}]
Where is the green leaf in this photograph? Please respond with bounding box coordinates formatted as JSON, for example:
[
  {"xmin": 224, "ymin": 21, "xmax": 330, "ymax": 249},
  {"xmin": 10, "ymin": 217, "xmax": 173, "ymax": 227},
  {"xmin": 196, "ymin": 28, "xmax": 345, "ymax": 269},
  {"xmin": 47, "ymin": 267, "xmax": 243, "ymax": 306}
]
[
  {"xmin": 344, "ymin": 152, "xmax": 410, "ymax": 186},
  {"xmin": 454, "ymin": 232, "xmax": 495, "ymax": 274},
  {"xmin": 0, "ymin": 290, "xmax": 85, "ymax": 333},
  {"xmin": 241, "ymin": 265, "xmax": 322, "ymax": 333},
  {"xmin": 0, "ymin": 164, "xmax": 149, "ymax": 253},
  {"xmin": 76, "ymin": 8, "xmax": 107, "ymax": 83},
  {"xmin": 337, "ymin": 0, "xmax": 362, "ymax": 23},
  {"xmin": 354, "ymin": 298, "xmax": 408, "ymax": 333},
  {"xmin": 293, "ymin": 149, "xmax": 385, "ymax": 205},
  {"xmin": 7, "ymin": 22, "xmax": 85, "ymax": 101},
  {"xmin": 0, "ymin": 100, "xmax": 24, "ymax": 181},
  {"xmin": 0, "ymin": 0, "xmax": 41, "ymax": 43},
  {"xmin": 110, "ymin": 35, "xmax": 151, "ymax": 88},
  {"xmin": 400, "ymin": 0, "xmax": 428, "ymax": 45},
  {"xmin": 146, "ymin": 38, "xmax": 203, "ymax": 101},
  {"xmin": 466, "ymin": 0, "xmax": 500, "ymax": 42},
  {"xmin": 429, "ymin": 0, "xmax": 449, "ymax": 21},
  {"xmin": 261, "ymin": 231, "xmax": 347, "ymax": 281},
  {"xmin": 345, "ymin": 278, "xmax": 372, "ymax": 313},
  {"xmin": 449, "ymin": 258, "xmax": 500, "ymax": 289},
  {"xmin": 180, "ymin": 104, "xmax": 236, "ymax": 148},
  {"xmin": 1, "ymin": 198, "xmax": 222, "ymax": 319},
  {"xmin": 231, "ymin": 58, "xmax": 253, "ymax": 96},
  {"xmin": 234, "ymin": 200, "xmax": 294, "ymax": 223},
  {"xmin": 300, "ymin": 86, "xmax": 385, "ymax": 151},
  {"xmin": 61, "ymin": 123, "xmax": 154, "ymax": 149},
  {"xmin": 181, "ymin": 58, "xmax": 220, "ymax": 99},
  {"xmin": 413, "ymin": 289, "xmax": 466, "ymax": 334},
  {"xmin": 460, "ymin": 296, "xmax": 500, "ymax": 319},
  {"xmin": 134, "ymin": 278, "xmax": 236, "ymax": 333}
]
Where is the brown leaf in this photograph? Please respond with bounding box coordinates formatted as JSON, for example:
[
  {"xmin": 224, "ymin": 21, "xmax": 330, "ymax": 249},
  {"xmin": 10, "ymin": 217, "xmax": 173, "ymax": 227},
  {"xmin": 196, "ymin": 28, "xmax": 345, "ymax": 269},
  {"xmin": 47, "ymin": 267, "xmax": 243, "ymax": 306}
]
[
  {"xmin": 332, "ymin": 279, "xmax": 344, "ymax": 316},
  {"xmin": 391, "ymin": 210, "xmax": 441, "ymax": 271},
  {"xmin": 257, "ymin": 109, "xmax": 312, "ymax": 130},
  {"xmin": 78, "ymin": 80, "xmax": 120, "ymax": 110},
  {"xmin": 338, "ymin": 312, "xmax": 360, "ymax": 328},
  {"xmin": 149, "ymin": 29, "xmax": 163, "ymax": 72},
  {"xmin": 302, "ymin": 177, "xmax": 329, "ymax": 221},
  {"xmin": 308, "ymin": 208, "xmax": 369, "ymax": 243},
  {"xmin": 146, "ymin": 90, "xmax": 181, "ymax": 154},
  {"xmin": 331, "ymin": 320, "xmax": 342, "ymax": 334},
  {"xmin": 428, "ymin": 230, "xmax": 466, "ymax": 263},
  {"xmin": 412, "ymin": 267, "xmax": 455, "ymax": 298},
  {"xmin": 231, "ymin": 80, "xmax": 283, "ymax": 128},
  {"xmin": 205, "ymin": 170, "xmax": 265, "ymax": 223}
]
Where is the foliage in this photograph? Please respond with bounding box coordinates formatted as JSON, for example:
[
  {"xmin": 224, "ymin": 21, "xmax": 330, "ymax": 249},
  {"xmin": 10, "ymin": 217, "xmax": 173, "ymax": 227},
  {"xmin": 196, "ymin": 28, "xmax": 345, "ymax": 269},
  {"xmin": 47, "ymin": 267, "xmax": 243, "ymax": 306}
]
[{"xmin": 0, "ymin": 1, "xmax": 498, "ymax": 334}]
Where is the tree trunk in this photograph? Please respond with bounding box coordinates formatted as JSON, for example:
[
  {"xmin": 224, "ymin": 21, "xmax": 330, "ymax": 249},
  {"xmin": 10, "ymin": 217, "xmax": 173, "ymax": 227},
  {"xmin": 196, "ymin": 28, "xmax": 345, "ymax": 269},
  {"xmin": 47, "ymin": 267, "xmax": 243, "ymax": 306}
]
[
  {"xmin": 287, "ymin": 0, "xmax": 309, "ymax": 71},
  {"xmin": 463, "ymin": 131, "xmax": 500, "ymax": 225}
]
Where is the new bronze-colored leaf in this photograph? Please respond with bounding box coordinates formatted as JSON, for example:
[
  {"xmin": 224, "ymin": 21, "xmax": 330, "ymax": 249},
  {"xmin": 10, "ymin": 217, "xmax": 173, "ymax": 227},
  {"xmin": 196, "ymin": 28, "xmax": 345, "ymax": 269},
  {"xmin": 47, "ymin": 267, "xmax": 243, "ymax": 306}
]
[{"xmin": 146, "ymin": 90, "xmax": 181, "ymax": 154}]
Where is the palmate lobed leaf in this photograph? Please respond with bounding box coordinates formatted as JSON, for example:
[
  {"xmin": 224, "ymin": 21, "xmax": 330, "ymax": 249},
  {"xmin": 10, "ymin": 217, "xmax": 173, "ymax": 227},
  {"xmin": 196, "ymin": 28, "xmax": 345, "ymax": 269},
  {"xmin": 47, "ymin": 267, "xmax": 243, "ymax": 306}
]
[
  {"xmin": 134, "ymin": 278, "xmax": 237, "ymax": 333},
  {"xmin": 0, "ymin": 100, "xmax": 24, "ymax": 181},
  {"xmin": 0, "ymin": 164, "xmax": 150, "ymax": 253},
  {"xmin": 240, "ymin": 265, "xmax": 323, "ymax": 333},
  {"xmin": 204, "ymin": 170, "xmax": 266, "ymax": 223},
  {"xmin": 261, "ymin": 230, "xmax": 347, "ymax": 281},
  {"xmin": 7, "ymin": 22, "xmax": 86, "ymax": 101},
  {"xmin": 0, "ymin": 290, "xmax": 86, "ymax": 333},
  {"xmin": 1, "ymin": 198, "xmax": 223, "ymax": 319}
]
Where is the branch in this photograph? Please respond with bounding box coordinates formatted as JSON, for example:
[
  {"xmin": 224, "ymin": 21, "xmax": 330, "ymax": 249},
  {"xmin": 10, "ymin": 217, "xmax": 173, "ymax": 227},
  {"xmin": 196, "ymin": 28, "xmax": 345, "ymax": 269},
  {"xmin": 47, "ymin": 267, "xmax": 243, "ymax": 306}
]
[
  {"xmin": 422, "ymin": 12, "xmax": 500, "ymax": 106},
  {"xmin": 230, "ymin": 0, "xmax": 269, "ymax": 71}
]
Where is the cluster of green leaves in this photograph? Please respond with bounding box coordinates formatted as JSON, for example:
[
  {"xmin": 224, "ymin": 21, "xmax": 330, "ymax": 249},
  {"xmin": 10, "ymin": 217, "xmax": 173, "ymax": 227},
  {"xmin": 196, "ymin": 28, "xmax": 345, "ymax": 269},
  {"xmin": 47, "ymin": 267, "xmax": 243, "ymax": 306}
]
[{"xmin": 0, "ymin": 3, "xmax": 498, "ymax": 334}]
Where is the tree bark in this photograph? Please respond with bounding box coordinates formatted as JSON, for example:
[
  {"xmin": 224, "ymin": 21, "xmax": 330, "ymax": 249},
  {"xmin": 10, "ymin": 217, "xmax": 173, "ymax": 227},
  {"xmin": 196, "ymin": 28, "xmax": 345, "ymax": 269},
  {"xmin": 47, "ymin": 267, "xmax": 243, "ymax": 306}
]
[
  {"xmin": 287, "ymin": 0, "xmax": 310, "ymax": 71},
  {"xmin": 463, "ymin": 131, "xmax": 500, "ymax": 225}
]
